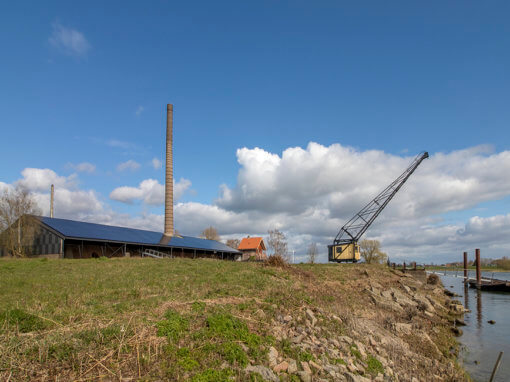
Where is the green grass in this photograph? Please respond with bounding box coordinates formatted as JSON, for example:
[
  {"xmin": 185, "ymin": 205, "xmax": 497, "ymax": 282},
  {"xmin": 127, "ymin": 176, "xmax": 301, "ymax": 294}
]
[
  {"xmin": 0, "ymin": 257, "xmax": 315, "ymax": 379},
  {"xmin": 0, "ymin": 257, "xmax": 461, "ymax": 380},
  {"xmin": 0, "ymin": 308, "xmax": 47, "ymax": 333},
  {"xmin": 157, "ymin": 309, "xmax": 189, "ymax": 341},
  {"xmin": 366, "ymin": 355, "xmax": 384, "ymax": 376}
]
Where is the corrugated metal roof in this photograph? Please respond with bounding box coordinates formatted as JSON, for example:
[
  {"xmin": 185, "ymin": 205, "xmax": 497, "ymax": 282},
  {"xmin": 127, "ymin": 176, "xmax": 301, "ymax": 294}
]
[{"xmin": 38, "ymin": 216, "xmax": 239, "ymax": 253}]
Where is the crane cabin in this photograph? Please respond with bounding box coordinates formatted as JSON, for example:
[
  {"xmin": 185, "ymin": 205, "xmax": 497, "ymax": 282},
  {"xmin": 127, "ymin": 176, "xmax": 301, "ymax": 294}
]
[{"xmin": 328, "ymin": 242, "xmax": 360, "ymax": 262}]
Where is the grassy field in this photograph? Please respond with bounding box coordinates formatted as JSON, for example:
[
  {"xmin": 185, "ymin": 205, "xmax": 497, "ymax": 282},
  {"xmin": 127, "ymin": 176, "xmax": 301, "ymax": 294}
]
[
  {"xmin": 0, "ymin": 258, "xmax": 463, "ymax": 381},
  {"xmin": 0, "ymin": 258, "xmax": 345, "ymax": 380}
]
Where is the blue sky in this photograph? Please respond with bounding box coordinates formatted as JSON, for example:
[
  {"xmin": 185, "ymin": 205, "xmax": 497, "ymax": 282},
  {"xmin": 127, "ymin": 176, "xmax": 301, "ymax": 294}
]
[{"xmin": 1, "ymin": 1, "xmax": 509, "ymax": 262}]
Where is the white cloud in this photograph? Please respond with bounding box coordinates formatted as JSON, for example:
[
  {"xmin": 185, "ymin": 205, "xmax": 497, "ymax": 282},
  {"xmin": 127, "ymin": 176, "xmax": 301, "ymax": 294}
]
[
  {"xmin": 66, "ymin": 162, "xmax": 96, "ymax": 173},
  {"xmin": 151, "ymin": 158, "xmax": 162, "ymax": 170},
  {"xmin": 33, "ymin": 188, "xmax": 103, "ymax": 219},
  {"xmin": 117, "ymin": 160, "xmax": 141, "ymax": 172},
  {"xmin": 4, "ymin": 168, "xmax": 103, "ymax": 221},
  {"xmin": 16, "ymin": 168, "xmax": 77, "ymax": 192},
  {"xmin": 217, "ymin": 143, "xmax": 510, "ymax": 223},
  {"xmin": 4, "ymin": 143, "xmax": 510, "ymax": 264},
  {"xmin": 0, "ymin": 181, "xmax": 13, "ymax": 194},
  {"xmin": 49, "ymin": 22, "xmax": 90, "ymax": 57},
  {"xmin": 109, "ymin": 178, "xmax": 191, "ymax": 205},
  {"xmin": 209, "ymin": 143, "xmax": 510, "ymax": 262},
  {"xmin": 135, "ymin": 106, "xmax": 145, "ymax": 116}
]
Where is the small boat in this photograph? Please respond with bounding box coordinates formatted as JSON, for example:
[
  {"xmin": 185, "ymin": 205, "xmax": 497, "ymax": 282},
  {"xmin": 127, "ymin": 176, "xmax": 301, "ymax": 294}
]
[{"xmin": 467, "ymin": 279, "xmax": 510, "ymax": 292}]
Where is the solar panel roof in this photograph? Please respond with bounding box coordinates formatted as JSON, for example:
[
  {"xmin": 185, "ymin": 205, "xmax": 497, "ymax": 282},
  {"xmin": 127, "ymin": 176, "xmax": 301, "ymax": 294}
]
[{"xmin": 38, "ymin": 216, "xmax": 239, "ymax": 253}]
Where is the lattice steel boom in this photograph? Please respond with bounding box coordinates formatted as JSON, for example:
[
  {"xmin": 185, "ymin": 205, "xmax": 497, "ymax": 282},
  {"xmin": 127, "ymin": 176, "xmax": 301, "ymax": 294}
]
[{"xmin": 328, "ymin": 151, "xmax": 428, "ymax": 262}]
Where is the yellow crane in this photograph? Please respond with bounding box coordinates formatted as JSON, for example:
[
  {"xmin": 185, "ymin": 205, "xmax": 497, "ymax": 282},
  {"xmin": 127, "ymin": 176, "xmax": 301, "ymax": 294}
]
[{"xmin": 328, "ymin": 152, "xmax": 429, "ymax": 262}]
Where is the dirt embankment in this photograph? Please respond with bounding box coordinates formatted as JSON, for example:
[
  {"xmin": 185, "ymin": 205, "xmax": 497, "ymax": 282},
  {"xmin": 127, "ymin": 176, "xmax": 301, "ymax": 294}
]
[
  {"xmin": 0, "ymin": 259, "xmax": 469, "ymax": 381},
  {"xmin": 249, "ymin": 267, "xmax": 468, "ymax": 382}
]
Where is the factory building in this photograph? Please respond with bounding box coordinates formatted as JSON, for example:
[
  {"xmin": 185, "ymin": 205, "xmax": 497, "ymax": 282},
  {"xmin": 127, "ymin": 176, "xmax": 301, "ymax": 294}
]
[
  {"xmin": 0, "ymin": 216, "xmax": 239, "ymax": 259},
  {"xmin": 0, "ymin": 104, "xmax": 241, "ymax": 260}
]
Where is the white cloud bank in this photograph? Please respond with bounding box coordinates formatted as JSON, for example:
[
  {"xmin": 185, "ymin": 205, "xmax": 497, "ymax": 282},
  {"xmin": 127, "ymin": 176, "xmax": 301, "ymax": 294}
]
[
  {"xmin": 174, "ymin": 143, "xmax": 510, "ymax": 262},
  {"xmin": 3, "ymin": 143, "xmax": 510, "ymax": 263},
  {"xmin": 49, "ymin": 22, "xmax": 90, "ymax": 57},
  {"xmin": 110, "ymin": 178, "xmax": 191, "ymax": 205}
]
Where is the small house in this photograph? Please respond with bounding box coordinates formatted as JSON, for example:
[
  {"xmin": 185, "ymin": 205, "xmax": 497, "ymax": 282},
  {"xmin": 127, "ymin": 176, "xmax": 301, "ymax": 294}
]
[{"xmin": 237, "ymin": 237, "xmax": 267, "ymax": 261}]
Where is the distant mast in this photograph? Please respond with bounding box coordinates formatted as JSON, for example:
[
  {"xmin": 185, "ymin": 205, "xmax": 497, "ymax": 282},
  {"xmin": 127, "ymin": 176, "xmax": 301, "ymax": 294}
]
[{"xmin": 50, "ymin": 184, "xmax": 54, "ymax": 218}]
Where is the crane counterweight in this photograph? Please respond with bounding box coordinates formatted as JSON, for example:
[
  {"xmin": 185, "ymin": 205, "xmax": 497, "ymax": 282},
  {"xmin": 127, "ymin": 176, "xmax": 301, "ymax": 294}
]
[{"xmin": 328, "ymin": 151, "xmax": 429, "ymax": 263}]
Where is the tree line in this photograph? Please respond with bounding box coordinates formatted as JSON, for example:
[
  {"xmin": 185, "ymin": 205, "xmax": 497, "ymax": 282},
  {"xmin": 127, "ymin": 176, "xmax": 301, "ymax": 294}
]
[{"xmin": 201, "ymin": 225, "xmax": 388, "ymax": 264}]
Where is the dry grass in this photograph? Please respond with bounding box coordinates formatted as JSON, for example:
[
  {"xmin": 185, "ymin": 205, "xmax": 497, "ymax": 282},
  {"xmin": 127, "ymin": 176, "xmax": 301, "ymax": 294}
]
[
  {"xmin": 0, "ymin": 258, "xmax": 464, "ymax": 381},
  {"xmin": 264, "ymin": 254, "xmax": 288, "ymax": 268},
  {"xmin": 427, "ymin": 273, "xmax": 441, "ymax": 285}
]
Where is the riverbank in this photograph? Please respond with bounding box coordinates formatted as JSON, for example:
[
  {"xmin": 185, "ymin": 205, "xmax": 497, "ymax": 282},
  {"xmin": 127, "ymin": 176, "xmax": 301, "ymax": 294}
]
[
  {"xmin": 426, "ymin": 266, "xmax": 508, "ymax": 272},
  {"xmin": 437, "ymin": 271, "xmax": 510, "ymax": 381},
  {"xmin": 0, "ymin": 258, "xmax": 467, "ymax": 381}
]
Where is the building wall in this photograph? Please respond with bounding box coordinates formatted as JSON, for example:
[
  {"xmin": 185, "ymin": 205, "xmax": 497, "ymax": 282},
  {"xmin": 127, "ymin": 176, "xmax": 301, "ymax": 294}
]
[
  {"xmin": 0, "ymin": 224, "xmax": 61, "ymax": 257},
  {"xmin": 31, "ymin": 227, "xmax": 62, "ymax": 256},
  {"xmin": 239, "ymin": 249, "xmax": 267, "ymax": 261}
]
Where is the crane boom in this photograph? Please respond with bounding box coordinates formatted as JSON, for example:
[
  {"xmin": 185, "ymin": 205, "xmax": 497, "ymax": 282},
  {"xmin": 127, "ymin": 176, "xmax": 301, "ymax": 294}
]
[{"xmin": 328, "ymin": 151, "xmax": 429, "ymax": 262}]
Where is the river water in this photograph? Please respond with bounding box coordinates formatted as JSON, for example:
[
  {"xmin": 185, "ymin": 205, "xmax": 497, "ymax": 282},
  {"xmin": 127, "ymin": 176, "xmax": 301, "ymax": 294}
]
[{"xmin": 434, "ymin": 271, "xmax": 510, "ymax": 382}]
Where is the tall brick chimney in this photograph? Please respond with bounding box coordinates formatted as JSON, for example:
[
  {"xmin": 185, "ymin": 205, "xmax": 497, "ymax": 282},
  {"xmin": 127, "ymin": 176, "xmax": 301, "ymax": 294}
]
[{"xmin": 164, "ymin": 104, "xmax": 174, "ymax": 236}]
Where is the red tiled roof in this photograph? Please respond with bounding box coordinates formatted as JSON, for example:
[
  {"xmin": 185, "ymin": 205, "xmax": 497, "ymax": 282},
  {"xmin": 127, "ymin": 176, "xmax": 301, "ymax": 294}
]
[{"xmin": 238, "ymin": 237, "xmax": 266, "ymax": 251}]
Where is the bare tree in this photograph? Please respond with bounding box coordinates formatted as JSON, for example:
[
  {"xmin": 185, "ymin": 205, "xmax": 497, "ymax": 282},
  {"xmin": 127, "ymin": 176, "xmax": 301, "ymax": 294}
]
[
  {"xmin": 200, "ymin": 226, "xmax": 220, "ymax": 241},
  {"xmin": 307, "ymin": 242, "xmax": 318, "ymax": 264},
  {"xmin": 225, "ymin": 238, "xmax": 241, "ymax": 249},
  {"xmin": 360, "ymin": 239, "xmax": 387, "ymax": 264},
  {"xmin": 267, "ymin": 229, "xmax": 288, "ymax": 260},
  {"xmin": 0, "ymin": 187, "xmax": 41, "ymax": 257}
]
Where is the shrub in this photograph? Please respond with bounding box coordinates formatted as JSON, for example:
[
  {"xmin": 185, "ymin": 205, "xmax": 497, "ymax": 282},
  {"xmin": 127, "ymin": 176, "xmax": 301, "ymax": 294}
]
[
  {"xmin": 265, "ymin": 255, "xmax": 287, "ymax": 268},
  {"xmin": 427, "ymin": 273, "xmax": 440, "ymax": 285}
]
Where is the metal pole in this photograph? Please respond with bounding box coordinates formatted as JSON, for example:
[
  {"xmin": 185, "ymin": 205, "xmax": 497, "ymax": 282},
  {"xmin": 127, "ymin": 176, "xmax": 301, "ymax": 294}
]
[
  {"xmin": 475, "ymin": 248, "xmax": 481, "ymax": 287},
  {"xmin": 489, "ymin": 351, "xmax": 504, "ymax": 382},
  {"xmin": 463, "ymin": 251, "xmax": 468, "ymax": 281}
]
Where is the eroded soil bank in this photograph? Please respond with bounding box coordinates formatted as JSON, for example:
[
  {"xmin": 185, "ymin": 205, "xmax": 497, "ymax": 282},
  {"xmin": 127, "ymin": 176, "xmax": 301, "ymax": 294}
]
[{"xmin": 0, "ymin": 259, "xmax": 467, "ymax": 381}]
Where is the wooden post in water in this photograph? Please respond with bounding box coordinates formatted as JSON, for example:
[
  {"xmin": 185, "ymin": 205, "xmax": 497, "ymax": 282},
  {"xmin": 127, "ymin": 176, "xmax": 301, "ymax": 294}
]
[
  {"xmin": 463, "ymin": 251, "xmax": 468, "ymax": 282},
  {"xmin": 475, "ymin": 248, "xmax": 481, "ymax": 287},
  {"xmin": 489, "ymin": 351, "xmax": 504, "ymax": 382}
]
